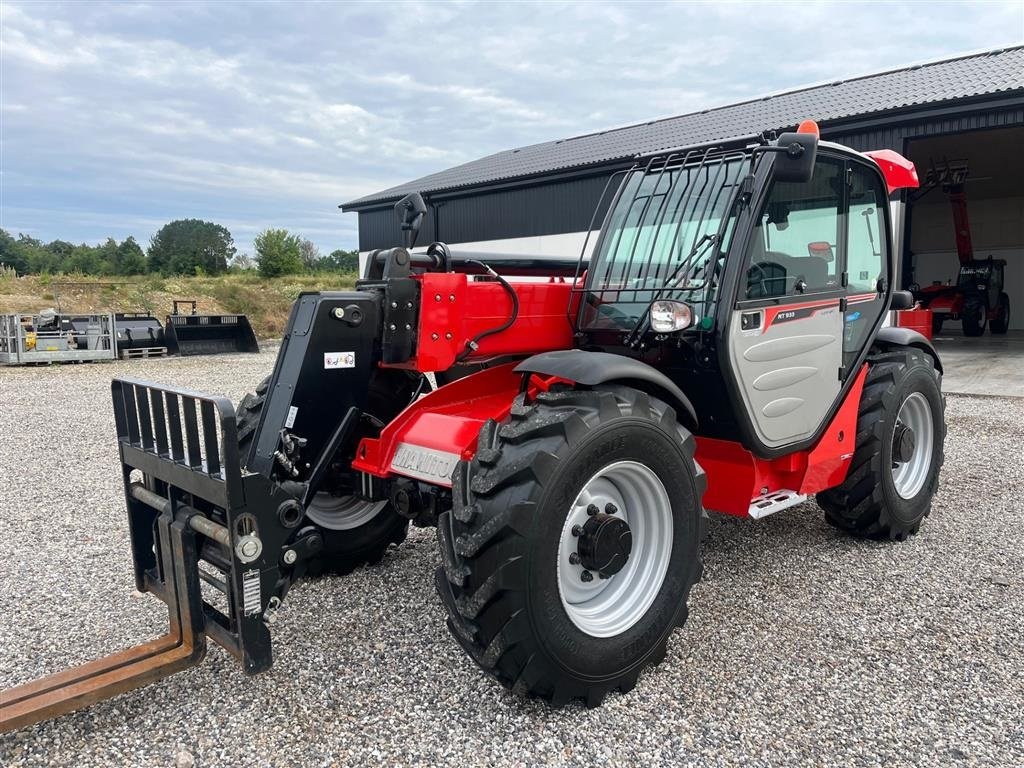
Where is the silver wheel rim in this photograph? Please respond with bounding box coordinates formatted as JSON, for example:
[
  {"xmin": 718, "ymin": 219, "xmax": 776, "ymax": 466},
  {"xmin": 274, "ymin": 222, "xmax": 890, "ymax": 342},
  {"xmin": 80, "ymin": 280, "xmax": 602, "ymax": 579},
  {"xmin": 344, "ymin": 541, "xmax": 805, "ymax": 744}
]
[
  {"xmin": 891, "ymin": 392, "xmax": 934, "ymax": 500},
  {"xmin": 306, "ymin": 493, "xmax": 386, "ymax": 531},
  {"xmin": 557, "ymin": 460, "xmax": 673, "ymax": 638}
]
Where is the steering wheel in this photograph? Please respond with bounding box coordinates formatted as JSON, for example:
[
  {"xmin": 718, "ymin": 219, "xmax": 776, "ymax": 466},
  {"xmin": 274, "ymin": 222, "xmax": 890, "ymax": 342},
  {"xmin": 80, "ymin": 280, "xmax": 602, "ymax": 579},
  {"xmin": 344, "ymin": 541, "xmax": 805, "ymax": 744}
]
[{"xmin": 747, "ymin": 261, "xmax": 793, "ymax": 299}]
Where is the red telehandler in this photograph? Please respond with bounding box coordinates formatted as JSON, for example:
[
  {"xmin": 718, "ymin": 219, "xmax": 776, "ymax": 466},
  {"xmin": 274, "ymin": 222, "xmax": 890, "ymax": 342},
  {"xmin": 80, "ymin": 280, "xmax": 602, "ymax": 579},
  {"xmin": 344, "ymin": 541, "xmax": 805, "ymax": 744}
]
[
  {"xmin": 909, "ymin": 160, "xmax": 1010, "ymax": 335},
  {"xmin": 1, "ymin": 123, "xmax": 944, "ymax": 727}
]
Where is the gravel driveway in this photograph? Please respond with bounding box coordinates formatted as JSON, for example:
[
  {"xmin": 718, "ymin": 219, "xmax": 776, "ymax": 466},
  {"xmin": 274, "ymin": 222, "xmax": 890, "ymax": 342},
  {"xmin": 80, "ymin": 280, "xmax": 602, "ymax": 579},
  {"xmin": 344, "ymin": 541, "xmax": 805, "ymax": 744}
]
[{"xmin": 1, "ymin": 353, "xmax": 1021, "ymax": 767}]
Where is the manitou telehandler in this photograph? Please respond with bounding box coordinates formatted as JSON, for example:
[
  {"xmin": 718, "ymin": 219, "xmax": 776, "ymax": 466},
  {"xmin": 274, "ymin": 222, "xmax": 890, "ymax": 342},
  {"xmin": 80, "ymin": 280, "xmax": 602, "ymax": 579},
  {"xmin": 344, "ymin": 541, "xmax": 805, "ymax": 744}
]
[
  {"xmin": 909, "ymin": 160, "xmax": 1011, "ymax": 336},
  {"xmin": 1, "ymin": 122, "xmax": 945, "ymax": 728}
]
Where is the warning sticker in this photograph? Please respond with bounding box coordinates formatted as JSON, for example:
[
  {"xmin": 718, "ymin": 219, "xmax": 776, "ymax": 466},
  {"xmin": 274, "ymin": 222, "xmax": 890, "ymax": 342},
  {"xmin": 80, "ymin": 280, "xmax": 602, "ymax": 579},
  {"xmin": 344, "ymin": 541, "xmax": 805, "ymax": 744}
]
[
  {"xmin": 285, "ymin": 405, "xmax": 298, "ymax": 428},
  {"xmin": 324, "ymin": 352, "xmax": 356, "ymax": 369}
]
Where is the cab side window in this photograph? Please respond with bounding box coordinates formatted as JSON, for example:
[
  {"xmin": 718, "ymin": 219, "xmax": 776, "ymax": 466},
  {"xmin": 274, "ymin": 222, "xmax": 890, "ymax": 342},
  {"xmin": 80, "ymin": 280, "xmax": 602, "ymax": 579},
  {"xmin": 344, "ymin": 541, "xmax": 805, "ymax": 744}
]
[
  {"xmin": 745, "ymin": 157, "xmax": 843, "ymax": 299},
  {"xmin": 847, "ymin": 164, "xmax": 888, "ymax": 293}
]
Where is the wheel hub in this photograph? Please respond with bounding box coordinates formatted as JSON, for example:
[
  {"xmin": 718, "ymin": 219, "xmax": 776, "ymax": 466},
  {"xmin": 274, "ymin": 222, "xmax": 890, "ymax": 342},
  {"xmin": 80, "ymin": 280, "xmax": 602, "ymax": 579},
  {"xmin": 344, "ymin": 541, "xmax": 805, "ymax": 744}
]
[
  {"xmin": 577, "ymin": 512, "xmax": 632, "ymax": 577},
  {"xmin": 893, "ymin": 422, "xmax": 916, "ymax": 463}
]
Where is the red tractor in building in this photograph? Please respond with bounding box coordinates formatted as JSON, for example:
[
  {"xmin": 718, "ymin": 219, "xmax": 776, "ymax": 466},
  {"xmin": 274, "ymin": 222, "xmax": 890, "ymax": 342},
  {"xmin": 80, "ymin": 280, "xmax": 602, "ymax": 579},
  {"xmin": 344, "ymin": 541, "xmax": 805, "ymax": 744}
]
[
  {"xmin": 1, "ymin": 124, "xmax": 945, "ymax": 728},
  {"xmin": 909, "ymin": 161, "xmax": 1011, "ymax": 336}
]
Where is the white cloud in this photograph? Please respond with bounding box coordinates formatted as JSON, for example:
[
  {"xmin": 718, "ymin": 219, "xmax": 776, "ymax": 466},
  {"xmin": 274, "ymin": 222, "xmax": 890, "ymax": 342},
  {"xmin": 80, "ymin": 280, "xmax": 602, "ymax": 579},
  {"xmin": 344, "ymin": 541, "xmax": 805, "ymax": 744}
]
[{"xmin": 1, "ymin": 0, "xmax": 1021, "ymax": 254}]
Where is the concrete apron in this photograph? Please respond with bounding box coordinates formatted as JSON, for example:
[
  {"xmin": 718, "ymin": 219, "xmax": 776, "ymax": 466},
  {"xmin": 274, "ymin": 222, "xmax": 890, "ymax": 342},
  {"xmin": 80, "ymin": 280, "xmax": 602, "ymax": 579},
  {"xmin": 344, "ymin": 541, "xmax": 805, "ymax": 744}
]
[{"xmin": 933, "ymin": 330, "xmax": 1024, "ymax": 398}]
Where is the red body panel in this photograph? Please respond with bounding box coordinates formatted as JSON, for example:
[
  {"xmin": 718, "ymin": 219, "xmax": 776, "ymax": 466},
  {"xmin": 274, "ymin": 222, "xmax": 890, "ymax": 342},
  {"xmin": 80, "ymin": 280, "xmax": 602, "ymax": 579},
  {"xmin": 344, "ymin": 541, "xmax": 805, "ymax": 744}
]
[
  {"xmin": 357, "ymin": 354, "xmax": 869, "ymax": 512},
  {"xmin": 695, "ymin": 365, "xmax": 868, "ymax": 517},
  {"xmin": 864, "ymin": 149, "xmax": 920, "ymax": 195},
  {"xmin": 895, "ymin": 307, "xmax": 934, "ymax": 340},
  {"xmin": 352, "ymin": 363, "xmax": 525, "ymax": 484},
  {"xmin": 919, "ymin": 285, "xmax": 961, "ymax": 316},
  {"xmin": 396, "ymin": 273, "xmax": 577, "ymax": 372}
]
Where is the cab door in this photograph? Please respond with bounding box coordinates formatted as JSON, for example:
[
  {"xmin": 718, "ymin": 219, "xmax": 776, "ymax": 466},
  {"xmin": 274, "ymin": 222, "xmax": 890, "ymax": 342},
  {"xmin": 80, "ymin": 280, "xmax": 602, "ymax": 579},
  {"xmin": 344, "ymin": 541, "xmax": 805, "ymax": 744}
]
[
  {"xmin": 843, "ymin": 160, "xmax": 891, "ymax": 376},
  {"xmin": 726, "ymin": 155, "xmax": 847, "ymax": 450}
]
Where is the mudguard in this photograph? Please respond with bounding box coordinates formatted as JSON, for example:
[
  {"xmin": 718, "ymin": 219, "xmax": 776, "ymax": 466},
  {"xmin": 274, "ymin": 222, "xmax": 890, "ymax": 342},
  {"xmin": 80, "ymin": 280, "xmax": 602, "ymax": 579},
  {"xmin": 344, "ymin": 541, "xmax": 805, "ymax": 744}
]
[
  {"xmin": 514, "ymin": 349, "xmax": 698, "ymax": 427},
  {"xmin": 875, "ymin": 326, "xmax": 943, "ymax": 373}
]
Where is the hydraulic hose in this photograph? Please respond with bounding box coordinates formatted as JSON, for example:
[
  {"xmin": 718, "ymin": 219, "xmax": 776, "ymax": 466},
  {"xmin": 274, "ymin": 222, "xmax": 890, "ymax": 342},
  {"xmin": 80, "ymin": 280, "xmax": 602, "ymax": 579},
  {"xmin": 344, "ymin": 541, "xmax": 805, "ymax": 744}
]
[{"xmin": 455, "ymin": 260, "xmax": 520, "ymax": 362}]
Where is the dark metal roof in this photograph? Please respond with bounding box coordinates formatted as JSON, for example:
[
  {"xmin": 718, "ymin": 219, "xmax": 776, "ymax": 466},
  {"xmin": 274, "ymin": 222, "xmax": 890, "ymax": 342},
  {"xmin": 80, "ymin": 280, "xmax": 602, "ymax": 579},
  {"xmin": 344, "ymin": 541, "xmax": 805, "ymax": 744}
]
[{"xmin": 343, "ymin": 47, "xmax": 1024, "ymax": 210}]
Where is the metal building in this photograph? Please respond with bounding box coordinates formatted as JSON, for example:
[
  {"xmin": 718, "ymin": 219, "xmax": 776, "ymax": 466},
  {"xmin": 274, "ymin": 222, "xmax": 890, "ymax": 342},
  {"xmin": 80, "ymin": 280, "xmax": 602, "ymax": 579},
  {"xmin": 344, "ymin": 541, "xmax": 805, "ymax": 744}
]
[{"xmin": 343, "ymin": 47, "xmax": 1024, "ymax": 329}]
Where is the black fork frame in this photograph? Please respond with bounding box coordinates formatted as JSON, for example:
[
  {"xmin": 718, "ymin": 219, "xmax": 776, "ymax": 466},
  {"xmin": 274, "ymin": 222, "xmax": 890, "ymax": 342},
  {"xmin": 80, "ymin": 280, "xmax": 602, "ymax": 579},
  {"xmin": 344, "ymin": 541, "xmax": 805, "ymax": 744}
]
[{"xmin": 111, "ymin": 378, "xmax": 296, "ymax": 674}]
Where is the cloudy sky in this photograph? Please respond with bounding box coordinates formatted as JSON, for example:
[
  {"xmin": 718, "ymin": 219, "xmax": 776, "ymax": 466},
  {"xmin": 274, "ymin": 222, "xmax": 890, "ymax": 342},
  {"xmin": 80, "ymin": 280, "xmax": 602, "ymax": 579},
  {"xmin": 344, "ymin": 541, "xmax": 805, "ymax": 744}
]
[{"xmin": 2, "ymin": 1, "xmax": 1022, "ymax": 256}]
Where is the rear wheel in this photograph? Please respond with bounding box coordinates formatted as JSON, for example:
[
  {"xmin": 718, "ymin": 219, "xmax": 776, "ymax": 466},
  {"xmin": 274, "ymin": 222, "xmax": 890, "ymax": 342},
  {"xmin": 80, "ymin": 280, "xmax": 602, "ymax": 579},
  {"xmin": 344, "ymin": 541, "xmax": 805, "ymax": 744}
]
[
  {"xmin": 236, "ymin": 373, "xmax": 418, "ymax": 576},
  {"xmin": 990, "ymin": 292, "xmax": 1010, "ymax": 334},
  {"xmin": 961, "ymin": 296, "xmax": 987, "ymax": 336},
  {"xmin": 817, "ymin": 348, "xmax": 945, "ymax": 540},
  {"xmin": 436, "ymin": 385, "xmax": 705, "ymax": 707}
]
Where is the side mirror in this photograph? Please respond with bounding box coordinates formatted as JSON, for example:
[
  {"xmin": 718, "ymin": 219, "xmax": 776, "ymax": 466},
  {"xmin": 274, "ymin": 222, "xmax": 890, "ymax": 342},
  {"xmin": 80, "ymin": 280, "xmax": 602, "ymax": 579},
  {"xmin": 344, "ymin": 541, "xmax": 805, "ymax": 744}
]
[
  {"xmin": 890, "ymin": 290, "xmax": 915, "ymax": 310},
  {"xmin": 772, "ymin": 132, "xmax": 818, "ymax": 183},
  {"xmin": 395, "ymin": 192, "xmax": 427, "ymax": 250}
]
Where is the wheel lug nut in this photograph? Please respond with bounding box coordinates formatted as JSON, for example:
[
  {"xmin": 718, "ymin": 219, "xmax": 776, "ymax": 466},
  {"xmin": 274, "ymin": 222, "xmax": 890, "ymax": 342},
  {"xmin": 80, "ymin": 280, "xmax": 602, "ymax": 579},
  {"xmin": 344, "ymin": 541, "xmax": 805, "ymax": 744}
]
[
  {"xmin": 586, "ymin": 504, "xmax": 599, "ymax": 516},
  {"xmin": 580, "ymin": 570, "xmax": 593, "ymax": 582},
  {"xmin": 605, "ymin": 503, "xmax": 618, "ymax": 515},
  {"xmin": 569, "ymin": 552, "xmax": 581, "ymax": 565},
  {"xmin": 571, "ymin": 525, "xmax": 582, "ymax": 537}
]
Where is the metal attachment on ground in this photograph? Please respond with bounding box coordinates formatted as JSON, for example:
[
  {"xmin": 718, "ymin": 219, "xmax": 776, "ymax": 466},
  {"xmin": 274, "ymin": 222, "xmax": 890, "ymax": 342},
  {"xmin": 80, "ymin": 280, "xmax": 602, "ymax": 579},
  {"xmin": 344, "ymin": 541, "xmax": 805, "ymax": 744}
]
[
  {"xmin": 580, "ymin": 570, "xmax": 594, "ymax": 582},
  {"xmin": 605, "ymin": 502, "xmax": 618, "ymax": 515},
  {"xmin": 587, "ymin": 503, "xmax": 599, "ymax": 516},
  {"xmin": 282, "ymin": 549, "xmax": 297, "ymax": 565},
  {"xmin": 569, "ymin": 552, "xmax": 581, "ymax": 565},
  {"xmin": 571, "ymin": 524, "xmax": 582, "ymax": 536}
]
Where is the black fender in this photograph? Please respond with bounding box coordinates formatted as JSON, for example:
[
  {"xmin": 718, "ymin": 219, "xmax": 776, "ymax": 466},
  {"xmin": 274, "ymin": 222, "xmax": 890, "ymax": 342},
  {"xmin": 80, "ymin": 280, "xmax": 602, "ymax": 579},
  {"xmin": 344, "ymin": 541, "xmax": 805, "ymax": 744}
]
[
  {"xmin": 514, "ymin": 349, "xmax": 698, "ymax": 428},
  {"xmin": 874, "ymin": 326, "xmax": 943, "ymax": 374}
]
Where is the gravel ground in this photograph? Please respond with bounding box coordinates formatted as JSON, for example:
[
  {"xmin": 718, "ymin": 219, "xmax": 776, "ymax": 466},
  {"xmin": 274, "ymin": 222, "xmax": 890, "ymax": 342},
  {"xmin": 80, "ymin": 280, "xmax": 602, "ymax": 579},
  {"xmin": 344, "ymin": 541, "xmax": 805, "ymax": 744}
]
[{"xmin": 1, "ymin": 353, "xmax": 1021, "ymax": 767}]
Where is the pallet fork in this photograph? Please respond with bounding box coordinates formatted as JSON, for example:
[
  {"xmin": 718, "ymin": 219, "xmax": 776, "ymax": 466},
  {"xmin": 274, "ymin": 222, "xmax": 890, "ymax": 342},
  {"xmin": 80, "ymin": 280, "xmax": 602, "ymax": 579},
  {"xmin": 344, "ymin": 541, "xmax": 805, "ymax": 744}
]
[{"xmin": 1, "ymin": 380, "xmax": 293, "ymax": 732}]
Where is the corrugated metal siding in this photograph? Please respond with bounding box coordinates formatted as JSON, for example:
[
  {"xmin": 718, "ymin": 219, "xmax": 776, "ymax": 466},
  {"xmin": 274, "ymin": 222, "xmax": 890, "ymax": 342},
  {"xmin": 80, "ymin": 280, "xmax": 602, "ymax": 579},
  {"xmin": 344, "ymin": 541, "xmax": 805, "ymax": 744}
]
[
  {"xmin": 358, "ymin": 173, "xmax": 617, "ymax": 251},
  {"xmin": 357, "ymin": 103, "xmax": 1024, "ymax": 251},
  {"xmin": 829, "ymin": 105, "xmax": 1024, "ymax": 151}
]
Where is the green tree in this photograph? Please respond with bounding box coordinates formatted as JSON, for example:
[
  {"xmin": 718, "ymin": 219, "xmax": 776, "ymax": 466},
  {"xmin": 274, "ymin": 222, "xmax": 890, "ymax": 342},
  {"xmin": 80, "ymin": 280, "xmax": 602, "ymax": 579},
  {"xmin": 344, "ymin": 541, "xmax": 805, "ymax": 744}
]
[
  {"xmin": 318, "ymin": 249, "xmax": 360, "ymax": 272},
  {"xmin": 65, "ymin": 241, "xmax": 109, "ymax": 274},
  {"xmin": 0, "ymin": 229, "xmax": 29, "ymax": 274},
  {"xmin": 114, "ymin": 236, "xmax": 147, "ymax": 275},
  {"xmin": 148, "ymin": 219, "xmax": 235, "ymax": 275},
  {"xmin": 255, "ymin": 228, "xmax": 304, "ymax": 277},
  {"xmin": 229, "ymin": 252, "xmax": 255, "ymax": 271},
  {"xmin": 299, "ymin": 239, "xmax": 320, "ymax": 269}
]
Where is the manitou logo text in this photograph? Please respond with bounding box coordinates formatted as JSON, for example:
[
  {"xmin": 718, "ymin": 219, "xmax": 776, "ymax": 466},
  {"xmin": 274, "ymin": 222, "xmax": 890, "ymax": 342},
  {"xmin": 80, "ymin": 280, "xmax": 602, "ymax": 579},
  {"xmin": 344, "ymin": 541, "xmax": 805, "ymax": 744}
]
[
  {"xmin": 391, "ymin": 443, "xmax": 460, "ymax": 485},
  {"xmin": 324, "ymin": 352, "xmax": 356, "ymax": 369}
]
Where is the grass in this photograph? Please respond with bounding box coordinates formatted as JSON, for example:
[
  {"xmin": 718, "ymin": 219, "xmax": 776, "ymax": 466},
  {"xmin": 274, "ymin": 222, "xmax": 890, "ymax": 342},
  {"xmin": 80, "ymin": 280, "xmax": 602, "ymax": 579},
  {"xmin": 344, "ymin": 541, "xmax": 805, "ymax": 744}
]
[{"xmin": 0, "ymin": 271, "xmax": 359, "ymax": 339}]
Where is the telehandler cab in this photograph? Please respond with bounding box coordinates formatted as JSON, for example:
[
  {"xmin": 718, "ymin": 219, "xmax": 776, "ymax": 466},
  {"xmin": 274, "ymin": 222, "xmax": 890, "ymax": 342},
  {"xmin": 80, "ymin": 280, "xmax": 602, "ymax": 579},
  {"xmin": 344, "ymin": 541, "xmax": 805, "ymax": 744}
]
[{"xmin": 1, "ymin": 122, "xmax": 945, "ymax": 728}]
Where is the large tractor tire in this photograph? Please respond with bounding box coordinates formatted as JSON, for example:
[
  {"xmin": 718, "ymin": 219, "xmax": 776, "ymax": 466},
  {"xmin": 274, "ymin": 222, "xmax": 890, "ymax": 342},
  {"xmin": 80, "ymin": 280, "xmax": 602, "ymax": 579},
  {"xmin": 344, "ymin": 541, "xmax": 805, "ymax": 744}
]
[
  {"xmin": 817, "ymin": 347, "xmax": 945, "ymax": 541},
  {"xmin": 236, "ymin": 372, "xmax": 419, "ymax": 576},
  {"xmin": 961, "ymin": 295, "xmax": 987, "ymax": 336},
  {"xmin": 990, "ymin": 292, "xmax": 1010, "ymax": 334},
  {"xmin": 436, "ymin": 384, "xmax": 705, "ymax": 707}
]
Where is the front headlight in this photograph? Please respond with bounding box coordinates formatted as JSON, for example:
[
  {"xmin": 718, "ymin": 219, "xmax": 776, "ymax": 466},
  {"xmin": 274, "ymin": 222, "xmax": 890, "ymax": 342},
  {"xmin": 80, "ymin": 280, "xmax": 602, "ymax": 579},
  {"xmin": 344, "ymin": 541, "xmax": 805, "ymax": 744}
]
[{"xmin": 650, "ymin": 300, "xmax": 694, "ymax": 333}]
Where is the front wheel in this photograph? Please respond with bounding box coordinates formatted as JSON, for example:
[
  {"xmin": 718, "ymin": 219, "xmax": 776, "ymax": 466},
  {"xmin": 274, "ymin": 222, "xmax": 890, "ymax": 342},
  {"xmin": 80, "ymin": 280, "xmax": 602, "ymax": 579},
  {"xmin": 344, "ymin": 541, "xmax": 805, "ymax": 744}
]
[
  {"xmin": 990, "ymin": 292, "xmax": 1010, "ymax": 334},
  {"xmin": 236, "ymin": 373, "xmax": 419, "ymax": 576},
  {"xmin": 962, "ymin": 296, "xmax": 987, "ymax": 336},
  {"xmin": 817, "ymin": 348, "xmax": 945, "ymax": 540},
  {"xmin": 436, "ymin": 385, "xmax": 705, "ymax": 707}
]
